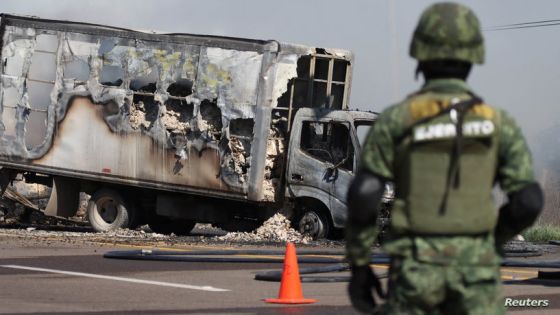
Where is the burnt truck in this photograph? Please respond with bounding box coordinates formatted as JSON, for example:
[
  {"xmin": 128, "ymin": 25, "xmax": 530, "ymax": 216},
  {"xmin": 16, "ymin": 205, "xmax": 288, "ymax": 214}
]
[{"xmin": 0, "ymin": 14, "xmax": 382, "ymax": 238}]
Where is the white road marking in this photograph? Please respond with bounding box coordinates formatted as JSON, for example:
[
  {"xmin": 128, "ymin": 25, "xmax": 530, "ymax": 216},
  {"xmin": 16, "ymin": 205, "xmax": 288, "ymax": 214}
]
[{"xmin": 0, "ymin": 264, "xmax": 229, "ymax": 292}]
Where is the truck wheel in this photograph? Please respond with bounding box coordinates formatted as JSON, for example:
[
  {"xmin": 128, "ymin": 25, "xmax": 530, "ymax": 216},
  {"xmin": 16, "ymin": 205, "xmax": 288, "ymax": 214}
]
[
  {"xmin": 297, "ymin": 210, "xmax": 331, "ymax": 240},
  {"xmin": 148, "ymin": 217, "xmax": 196, "ymax": 235},
  {"xmin": 87, "ymin": 189, "xmax": 136, "ymax": 232}
]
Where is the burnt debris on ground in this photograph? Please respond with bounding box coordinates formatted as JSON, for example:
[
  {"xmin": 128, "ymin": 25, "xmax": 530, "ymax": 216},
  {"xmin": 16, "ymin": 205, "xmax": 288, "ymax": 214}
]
[{"xmin": 217, "ymin": 213, "xmax": 312, "ymax": 244}]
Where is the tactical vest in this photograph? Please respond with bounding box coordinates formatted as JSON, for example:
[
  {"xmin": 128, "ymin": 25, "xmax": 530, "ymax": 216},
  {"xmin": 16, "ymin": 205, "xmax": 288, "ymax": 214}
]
[{"xmin": 391, "ymin": 95, "xmax": 501, "ymax": 235}]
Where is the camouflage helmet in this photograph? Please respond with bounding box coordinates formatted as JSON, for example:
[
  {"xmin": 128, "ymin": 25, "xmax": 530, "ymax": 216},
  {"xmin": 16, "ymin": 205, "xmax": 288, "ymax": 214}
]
[{"xmin": 410, "ymin": 2, "xmax": 484, "ymax": 64}]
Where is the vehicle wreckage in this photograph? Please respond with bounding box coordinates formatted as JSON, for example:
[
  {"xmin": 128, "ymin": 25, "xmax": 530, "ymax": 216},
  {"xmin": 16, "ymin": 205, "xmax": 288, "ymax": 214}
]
[{"xmin": 0, "ymin": 14, "xmax": 390, "ymax": 238}]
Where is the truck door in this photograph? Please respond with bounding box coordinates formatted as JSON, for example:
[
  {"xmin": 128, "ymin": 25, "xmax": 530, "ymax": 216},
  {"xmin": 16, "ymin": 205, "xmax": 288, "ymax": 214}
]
[{"xmin": 287, "ymin": 119, "xmax": 356, "ymax": 228}]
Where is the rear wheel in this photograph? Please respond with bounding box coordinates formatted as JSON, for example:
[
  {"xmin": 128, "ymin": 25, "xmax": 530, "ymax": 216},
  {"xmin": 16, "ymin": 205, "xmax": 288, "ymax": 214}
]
[
  {"xmin": 148, "ymin": 217, "xmax": 196, "ymax": 235},
  {"xmin": 87, "ymin": 188, "xmax": 137, "ymax": 232}
]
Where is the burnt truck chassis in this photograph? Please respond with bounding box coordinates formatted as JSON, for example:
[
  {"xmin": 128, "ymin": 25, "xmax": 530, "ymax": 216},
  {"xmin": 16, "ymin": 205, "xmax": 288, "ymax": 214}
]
[{"xmin": 0, "ymin": 14, "xmax": 370, "ymax": 237}]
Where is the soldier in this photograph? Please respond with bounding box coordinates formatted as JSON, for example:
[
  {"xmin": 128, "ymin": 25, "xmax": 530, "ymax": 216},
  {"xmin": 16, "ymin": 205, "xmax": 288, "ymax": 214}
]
[{"xmin": 345, "ymin": 2, "xmax": 543, "ymax": 314}]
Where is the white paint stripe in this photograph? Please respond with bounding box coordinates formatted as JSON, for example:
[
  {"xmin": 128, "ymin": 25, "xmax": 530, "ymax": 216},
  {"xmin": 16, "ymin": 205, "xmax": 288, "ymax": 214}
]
[{"xmin": 0, "ymin": 265, "xmax": 229, "ymax": 292}]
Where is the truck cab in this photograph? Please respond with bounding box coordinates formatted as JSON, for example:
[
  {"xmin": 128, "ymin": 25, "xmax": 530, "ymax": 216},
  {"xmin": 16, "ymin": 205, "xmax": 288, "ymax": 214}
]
[{"xmin": 287, "ymin": 108, "xmax": 379, "ymax": 238}]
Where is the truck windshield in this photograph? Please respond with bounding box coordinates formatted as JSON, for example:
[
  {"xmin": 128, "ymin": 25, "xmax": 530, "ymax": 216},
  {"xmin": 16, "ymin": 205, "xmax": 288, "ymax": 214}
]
[{"xmin": 355, "ymin": 120, "xmax": 374, "ymax": 147}]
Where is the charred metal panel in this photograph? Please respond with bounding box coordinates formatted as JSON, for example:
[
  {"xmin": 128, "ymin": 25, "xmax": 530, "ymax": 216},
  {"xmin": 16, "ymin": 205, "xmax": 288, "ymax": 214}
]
[
  {"xmin": 264, "ymin": 45, "xmax": 354, "ymax": 201},
  {"xmin": 0, "ymin": 15, "xmax": 354, "ymax": 202}
]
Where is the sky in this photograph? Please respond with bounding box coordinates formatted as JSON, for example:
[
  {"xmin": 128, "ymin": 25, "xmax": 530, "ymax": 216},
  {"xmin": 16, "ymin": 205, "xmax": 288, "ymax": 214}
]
[{"xmin": 0, "ymin": 0, "xmax": 558, "ymax": 171}]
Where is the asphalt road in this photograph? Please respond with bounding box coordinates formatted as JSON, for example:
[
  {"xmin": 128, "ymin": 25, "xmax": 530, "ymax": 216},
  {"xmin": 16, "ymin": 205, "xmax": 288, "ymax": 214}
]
[{"xmin": 0, "ymin": 236, "xmax": 559, "ymax": 314}]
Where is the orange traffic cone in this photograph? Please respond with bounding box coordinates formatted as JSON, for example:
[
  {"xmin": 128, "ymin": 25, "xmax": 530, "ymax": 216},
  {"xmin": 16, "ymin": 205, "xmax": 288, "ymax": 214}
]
[{"xmin": 264, "ymin": 242, "xmax": 317, "ymax": 304}]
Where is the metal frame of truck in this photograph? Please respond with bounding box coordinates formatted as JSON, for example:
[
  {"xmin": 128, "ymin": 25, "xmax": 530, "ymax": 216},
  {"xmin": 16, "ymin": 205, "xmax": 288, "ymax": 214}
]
[{"xmin": 0, "ymin": 14, "xmax": 378, "ymax": 238}]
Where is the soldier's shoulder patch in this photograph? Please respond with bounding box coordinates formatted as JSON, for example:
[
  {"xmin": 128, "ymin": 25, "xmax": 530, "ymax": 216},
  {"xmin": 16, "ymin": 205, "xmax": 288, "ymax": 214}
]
[
  {"xmin": 409, "ymin": 98, "xmax": 495, "ymax": 122},
  {"xmin": 409, "ymin": 99, "xmax": 448, "ymax": 122},
  {"xmin": 470, "ymin": 103, "xmax": 495, "ymax": 120}
]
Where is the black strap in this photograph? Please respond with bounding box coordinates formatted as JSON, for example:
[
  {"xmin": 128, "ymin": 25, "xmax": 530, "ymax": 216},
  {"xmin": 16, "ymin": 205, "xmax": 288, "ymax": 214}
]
[{"xmin": 439, "ymin": 94, "xmax": 483, "ymax": 215}]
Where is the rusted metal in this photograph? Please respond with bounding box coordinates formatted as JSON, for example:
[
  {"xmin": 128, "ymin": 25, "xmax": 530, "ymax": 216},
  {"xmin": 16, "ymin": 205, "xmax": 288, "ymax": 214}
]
[{"xmin": 3, "ymin": 186, "xmax": 39, "ymax": 211}]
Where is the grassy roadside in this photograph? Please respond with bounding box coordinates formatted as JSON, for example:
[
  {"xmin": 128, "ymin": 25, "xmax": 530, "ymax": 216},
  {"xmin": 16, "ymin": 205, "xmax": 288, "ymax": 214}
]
[{"xmin": 522, "ymin": 225, "xmax": 560, "ymax": 243}]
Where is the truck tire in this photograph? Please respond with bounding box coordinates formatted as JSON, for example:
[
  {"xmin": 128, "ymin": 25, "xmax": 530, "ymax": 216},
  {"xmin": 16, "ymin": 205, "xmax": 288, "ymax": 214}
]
[
  {"xmin": 148, "ymin": 217, "xmax": 196, "ymax": 236},
  {"xmin": 87, "ymin": 188, "xmax": 137, "ymax": 232},
  {"xmin": 296, "ymin": 209, "xmax": 332, "ymax": 240}
]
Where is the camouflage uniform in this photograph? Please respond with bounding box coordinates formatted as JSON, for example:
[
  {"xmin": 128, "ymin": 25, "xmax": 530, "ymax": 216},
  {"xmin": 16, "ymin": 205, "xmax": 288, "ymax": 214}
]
[{"xmin": 346, "ymin": 3, "xmax": 535, "ymax": 315}]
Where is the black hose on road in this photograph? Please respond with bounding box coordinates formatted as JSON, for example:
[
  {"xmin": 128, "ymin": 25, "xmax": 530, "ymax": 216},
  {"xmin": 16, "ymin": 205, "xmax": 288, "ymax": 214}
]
[
  {"xmin": 538, "ymin": 271, "xmax": 560, "ymax": 279},
  {"xmin": 104, "ymin": 249, "xmax": 389, "ymax": 264},
  {"xmin": 502, "ymin": 249, "xmax": 542, "ymax": 257},
  {"xmin": 502, "ymin": 260, "xmax": 560, "ymax": 268},
  {"xmin": 103, "ymin": 248, "xmax": 560, "ymax": 282},
  {"xmin": 104, "ymin": 249, "xmax": 387, "ymax": 283},
  {"xmin": 255, "ymin": 264, "xmax": 354, "ymax": 283}
]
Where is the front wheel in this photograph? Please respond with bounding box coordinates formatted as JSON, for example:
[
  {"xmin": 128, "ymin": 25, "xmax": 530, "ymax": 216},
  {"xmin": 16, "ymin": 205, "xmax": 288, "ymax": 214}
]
[
  {"xmin": 87, "ymin": 188, "xmax": 137, "ymax": 232},
  {"xmin": 296, "ymin": 210, "xmax": 332, "ymax": 240}
]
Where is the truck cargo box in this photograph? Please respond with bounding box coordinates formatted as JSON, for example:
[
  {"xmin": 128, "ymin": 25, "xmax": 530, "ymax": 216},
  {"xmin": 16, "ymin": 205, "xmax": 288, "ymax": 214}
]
[{"xmin": 0, "ymin": 14, "xmax": 353, "ymax": 203}]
